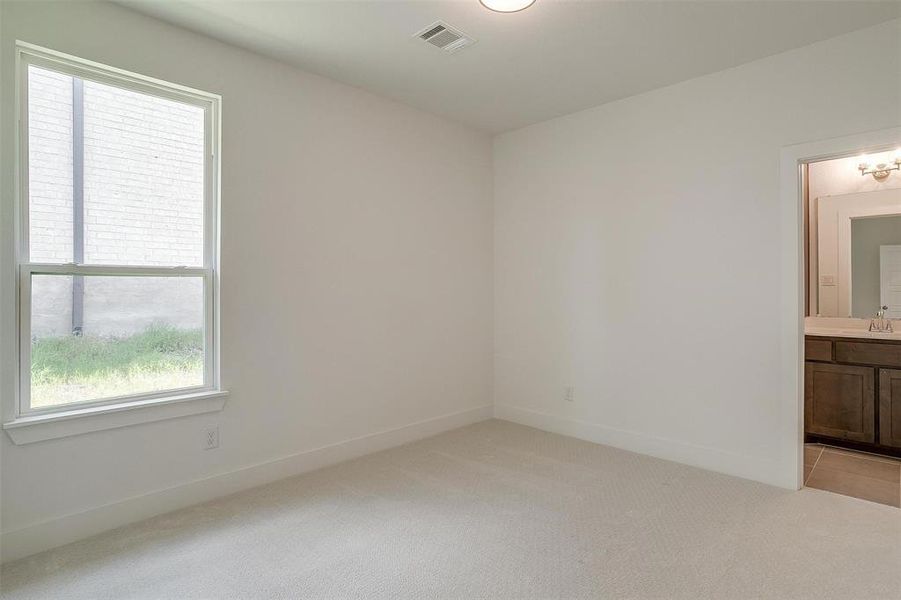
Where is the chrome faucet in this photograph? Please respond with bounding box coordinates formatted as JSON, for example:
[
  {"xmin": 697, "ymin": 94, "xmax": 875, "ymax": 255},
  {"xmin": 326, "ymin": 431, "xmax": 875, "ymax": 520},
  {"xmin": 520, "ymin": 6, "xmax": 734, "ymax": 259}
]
[{"xmin": 869, "ymin": 306, "xmax": 894, "ymax": 333}]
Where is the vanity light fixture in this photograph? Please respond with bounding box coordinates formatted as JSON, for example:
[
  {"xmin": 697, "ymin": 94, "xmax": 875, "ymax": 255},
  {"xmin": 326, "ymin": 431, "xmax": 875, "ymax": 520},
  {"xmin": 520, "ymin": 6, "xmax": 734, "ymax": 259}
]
[
  {"xmin": 479, "ymin": 0, "xmax": 537, "ymax": 13},
  {"xmin": 858, "ymin": 152, "xmax": 901, "ymax": 181}
]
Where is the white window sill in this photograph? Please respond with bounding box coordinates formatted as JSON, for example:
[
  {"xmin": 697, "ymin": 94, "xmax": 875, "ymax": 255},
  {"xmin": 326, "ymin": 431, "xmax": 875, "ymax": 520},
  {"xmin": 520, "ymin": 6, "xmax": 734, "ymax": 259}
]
[{"xmin": 2, "ymin": 390, "xmax": 229, "ymax": 445}]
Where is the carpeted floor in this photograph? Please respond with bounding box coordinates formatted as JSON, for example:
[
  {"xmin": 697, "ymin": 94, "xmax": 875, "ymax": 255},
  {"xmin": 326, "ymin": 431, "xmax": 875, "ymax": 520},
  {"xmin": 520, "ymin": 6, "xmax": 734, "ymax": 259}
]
[{"xmin": 2, "ymin": 419, "xmax": 900, "ymax": 599}]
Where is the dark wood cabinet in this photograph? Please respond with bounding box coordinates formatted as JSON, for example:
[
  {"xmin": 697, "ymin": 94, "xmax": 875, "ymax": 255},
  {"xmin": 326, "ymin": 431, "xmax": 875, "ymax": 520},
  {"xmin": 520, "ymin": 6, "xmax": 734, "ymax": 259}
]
[
  {"xmin": 805, "ymin": 338, "xmax": 832, "ymax": 361},
  {"xmin": 805, "ymin": 362, "xmax": 875, "ymax": 443},
  {"xmin": 879, "ymin": 369, "xmax": 901, "ymax": 449},
  {"xmin": 805, "ymin": 335, "xmax": 901, "ymax": 457},
  {"xmin": 835, "ymin": 341, "xmax": 901, "ymax": 369}
]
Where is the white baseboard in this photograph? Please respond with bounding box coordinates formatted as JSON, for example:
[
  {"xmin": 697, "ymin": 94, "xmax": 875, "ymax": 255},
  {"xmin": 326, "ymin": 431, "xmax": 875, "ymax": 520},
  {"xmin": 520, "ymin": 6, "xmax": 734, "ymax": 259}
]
[
  {"xmin": 494, "ymin": 404, "xmax": 785, "ymax": 489},
  {"xmin": 0, "ymin": 404, "xmax": 493, "ymax": 564}
]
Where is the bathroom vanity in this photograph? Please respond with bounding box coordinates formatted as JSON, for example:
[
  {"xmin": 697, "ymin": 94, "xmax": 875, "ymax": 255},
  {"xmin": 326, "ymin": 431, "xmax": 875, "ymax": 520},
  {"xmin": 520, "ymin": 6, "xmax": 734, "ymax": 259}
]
[{"xmin": 805, "ymin": 331, "xmax": 901, "ymax": 457}]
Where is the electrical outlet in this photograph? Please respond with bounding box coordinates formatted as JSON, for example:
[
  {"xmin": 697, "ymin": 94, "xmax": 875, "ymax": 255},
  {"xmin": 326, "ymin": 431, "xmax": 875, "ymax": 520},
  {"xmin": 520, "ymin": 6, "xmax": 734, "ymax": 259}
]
[
  {"xmin": 204, "ymin": 426, "xmax": 219, "ymax": 450},
  {"xmin": 564, "ymin": 386, "xmax": 574, "ymax": 402}
]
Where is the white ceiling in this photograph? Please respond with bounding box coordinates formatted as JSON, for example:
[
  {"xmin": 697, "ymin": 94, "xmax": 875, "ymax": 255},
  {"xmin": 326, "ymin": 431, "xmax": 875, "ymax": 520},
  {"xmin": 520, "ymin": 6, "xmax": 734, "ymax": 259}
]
[{"xmin": 120, "ymin": 0, "xmax": 901, "ymax": 133}]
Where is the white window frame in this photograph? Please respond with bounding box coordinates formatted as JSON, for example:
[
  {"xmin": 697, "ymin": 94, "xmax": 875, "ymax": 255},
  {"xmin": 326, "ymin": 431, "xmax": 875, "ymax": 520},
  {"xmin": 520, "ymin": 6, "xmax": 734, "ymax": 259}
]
[{"xmin": 5, "ymin": 42, "xmax": 225, "ymax": 439}]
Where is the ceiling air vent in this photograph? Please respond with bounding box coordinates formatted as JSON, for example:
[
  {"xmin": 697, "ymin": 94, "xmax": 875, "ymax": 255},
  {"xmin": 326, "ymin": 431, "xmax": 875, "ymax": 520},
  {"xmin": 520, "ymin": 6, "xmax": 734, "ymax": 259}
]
[{"xmin": 415, "ymin": 21, "xmax": 476, "ymax": 54}]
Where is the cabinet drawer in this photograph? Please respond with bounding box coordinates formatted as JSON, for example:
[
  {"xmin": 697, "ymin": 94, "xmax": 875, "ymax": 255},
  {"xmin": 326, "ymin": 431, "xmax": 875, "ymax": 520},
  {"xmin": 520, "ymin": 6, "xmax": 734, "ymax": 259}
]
[
  {"xmin": 834, "ymin": 341, "xmax": 901, "ymax": 368},
  {"xmin": 805, "ymin": 362, "xmax": 875, "ymax": 443},
  {"xmin": 879, "ymin": 369, "xmax": 901, "ymax": 449},
  {"xmin": 805, "ymin": 338, "xmax": 832, "ymax": 361}
]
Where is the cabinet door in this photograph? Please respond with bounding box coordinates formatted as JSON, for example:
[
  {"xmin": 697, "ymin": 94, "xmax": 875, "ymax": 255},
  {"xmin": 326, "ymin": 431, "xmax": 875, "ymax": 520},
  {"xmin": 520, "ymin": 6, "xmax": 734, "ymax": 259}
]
[
  {"xmin": 879, "ymin": 369, "xmax": 901, "ymax": 448},
  {"xmin": 805, "ymin": 362, "xmax": 875, "ymax": 442}
]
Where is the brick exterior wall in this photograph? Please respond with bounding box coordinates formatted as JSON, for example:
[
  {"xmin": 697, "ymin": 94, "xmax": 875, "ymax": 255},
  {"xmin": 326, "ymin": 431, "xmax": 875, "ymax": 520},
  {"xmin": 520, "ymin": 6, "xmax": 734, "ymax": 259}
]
[
  {"xmin": 28, "ymin": 66, "xmax": 205, "ymax": 337},
  {"xmin": 82, "ymin": 79, "xmax": 204, "ymax": 266}
]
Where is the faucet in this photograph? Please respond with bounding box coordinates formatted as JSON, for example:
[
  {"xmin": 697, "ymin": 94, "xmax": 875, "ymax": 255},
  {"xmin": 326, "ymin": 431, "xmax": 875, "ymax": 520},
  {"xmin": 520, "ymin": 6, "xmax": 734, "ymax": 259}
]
[{"xmin": 869, "ymin": 306, "xmax": 894, "ymax": 333}]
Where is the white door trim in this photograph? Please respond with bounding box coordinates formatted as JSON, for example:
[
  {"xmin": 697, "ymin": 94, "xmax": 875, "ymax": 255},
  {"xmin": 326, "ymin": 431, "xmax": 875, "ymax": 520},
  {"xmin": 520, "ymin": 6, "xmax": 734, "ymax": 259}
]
[{"xmin": 779, "ymin": 127, "xmax": 901, "ymax": 490}]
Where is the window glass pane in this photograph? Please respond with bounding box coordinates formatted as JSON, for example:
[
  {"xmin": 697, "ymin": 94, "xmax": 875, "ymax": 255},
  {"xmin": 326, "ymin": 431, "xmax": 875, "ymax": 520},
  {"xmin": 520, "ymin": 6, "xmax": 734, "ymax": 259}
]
[
  {"xmin": 30, "ymin": 274, "xmax": 205, "ymax": 409},
  {"xmin": 27, "ymin": 65, "xmax": 206, "ymax": 267},
  {"xmin": 28, "ymin": 66, "xmax": 74, "ymax": 263},
  {"xmin": 83, "ymin": 80, "xmax": 205, "ymax": 266}
]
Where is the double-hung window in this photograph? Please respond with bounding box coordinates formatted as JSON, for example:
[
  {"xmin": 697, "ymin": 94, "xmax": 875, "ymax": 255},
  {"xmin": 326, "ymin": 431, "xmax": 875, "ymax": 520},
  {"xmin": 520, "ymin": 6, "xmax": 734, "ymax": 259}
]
[{"xmin": 11, "ymin": 43, "xmax": 223, "ymax": 430}]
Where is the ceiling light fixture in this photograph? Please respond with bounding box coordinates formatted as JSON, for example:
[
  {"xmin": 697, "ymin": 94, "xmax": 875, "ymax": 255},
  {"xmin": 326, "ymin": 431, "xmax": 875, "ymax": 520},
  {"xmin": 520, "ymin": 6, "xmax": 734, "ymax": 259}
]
[
  {"xmin": 858, "ymin": 151, "xmax": 901, "ymax": 181},
  {"xmin": 479, "ymin": 0, "xmax": 536, "ymax": 13}
]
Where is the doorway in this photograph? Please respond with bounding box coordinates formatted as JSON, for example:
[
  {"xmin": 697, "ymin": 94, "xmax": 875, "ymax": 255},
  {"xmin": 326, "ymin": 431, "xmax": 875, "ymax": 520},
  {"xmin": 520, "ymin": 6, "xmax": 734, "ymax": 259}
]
[
  {"xmin": 779, "ymin": 127, "xmax": 901, "ymax": 492},
  {"xmin": 788, "ymin": 135, "xmax": 901, "ymax": 507}
]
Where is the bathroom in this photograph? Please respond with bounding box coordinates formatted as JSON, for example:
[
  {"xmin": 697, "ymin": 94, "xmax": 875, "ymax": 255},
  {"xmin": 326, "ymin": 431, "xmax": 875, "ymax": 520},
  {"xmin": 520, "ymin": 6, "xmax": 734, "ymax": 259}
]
[{"xmin": 803, "ymin": 148, "xmax": 901, "ymax": 506}]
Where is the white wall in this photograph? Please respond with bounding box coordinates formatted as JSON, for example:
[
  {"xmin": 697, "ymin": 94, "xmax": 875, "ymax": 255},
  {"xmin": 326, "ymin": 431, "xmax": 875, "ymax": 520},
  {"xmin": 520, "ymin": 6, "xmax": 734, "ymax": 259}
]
[
  {"xmin": 494, "ymin": 19, "xmax": 901, "ymax": 487},
  {"xmin": 0, "ymin": 1, "xmax": 493, "ymax": 560}
]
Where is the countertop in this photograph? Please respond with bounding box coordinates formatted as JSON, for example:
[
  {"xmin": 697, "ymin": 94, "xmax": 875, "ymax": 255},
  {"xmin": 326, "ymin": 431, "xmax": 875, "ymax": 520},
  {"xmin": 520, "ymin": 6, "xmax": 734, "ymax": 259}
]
[{"xmin": 804, "ymin": 317, "xmax": 901, "ymax": 341}]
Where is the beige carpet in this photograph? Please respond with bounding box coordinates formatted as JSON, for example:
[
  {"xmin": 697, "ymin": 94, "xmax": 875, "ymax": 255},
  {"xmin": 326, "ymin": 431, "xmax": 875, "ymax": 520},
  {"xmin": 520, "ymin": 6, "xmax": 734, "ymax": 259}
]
[{"xmin": 2, "ymin": 419, "xmax": 900, "ymax": 599}]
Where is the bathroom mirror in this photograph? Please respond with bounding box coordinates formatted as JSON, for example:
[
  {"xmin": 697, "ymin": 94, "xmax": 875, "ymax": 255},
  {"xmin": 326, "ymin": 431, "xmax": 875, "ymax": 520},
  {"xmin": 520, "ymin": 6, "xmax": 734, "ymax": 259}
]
[
  {"xmin": 850, "ymin": 215, "xmax": 901, "ymax": 319},
  {"xmin": 810, "ymin": 187, "xmax": 901, "ymax": 318}
]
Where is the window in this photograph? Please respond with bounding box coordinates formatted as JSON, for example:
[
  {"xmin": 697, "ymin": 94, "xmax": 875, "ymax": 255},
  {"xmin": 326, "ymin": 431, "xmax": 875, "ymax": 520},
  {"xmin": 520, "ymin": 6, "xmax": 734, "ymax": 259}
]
[{"xmin": 14, "ymin": 43, "xmax": 221, "ymax": 419}]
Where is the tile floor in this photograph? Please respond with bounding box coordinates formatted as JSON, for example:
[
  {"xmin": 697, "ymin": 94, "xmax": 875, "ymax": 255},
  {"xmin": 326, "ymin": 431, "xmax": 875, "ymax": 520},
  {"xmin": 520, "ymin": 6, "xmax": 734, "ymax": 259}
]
[{"xmin": 804, "ymin": 443, "xmax": 901, "ymax": 507}]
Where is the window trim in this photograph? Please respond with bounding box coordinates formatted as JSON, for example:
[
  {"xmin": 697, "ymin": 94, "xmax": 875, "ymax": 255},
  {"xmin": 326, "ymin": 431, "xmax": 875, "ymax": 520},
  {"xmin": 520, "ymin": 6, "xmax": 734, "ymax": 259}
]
[{"xmin": 7, "ymin": 42, "xmax": 224, "ymax": 429}]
